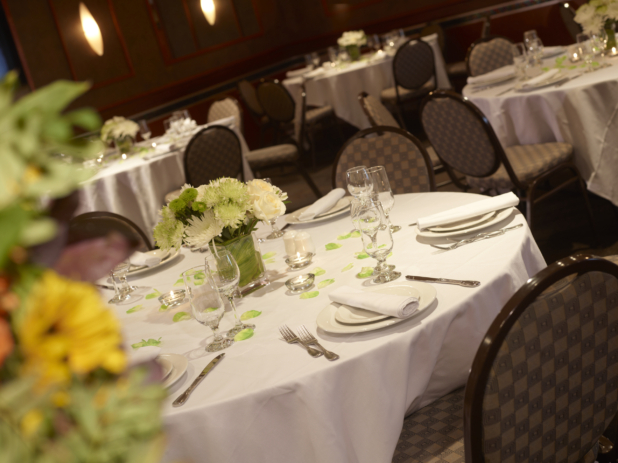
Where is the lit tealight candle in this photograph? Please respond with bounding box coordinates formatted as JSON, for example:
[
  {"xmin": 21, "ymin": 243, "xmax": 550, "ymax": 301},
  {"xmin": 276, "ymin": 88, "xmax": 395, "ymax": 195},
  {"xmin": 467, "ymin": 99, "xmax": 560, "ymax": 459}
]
[
  {"xmin": 122, "ymin": 153, "xmax": 127, "ymax": 160},
  {"xmin": 285, "ymin": 252, "xmax": 314, "ymax": 270}
]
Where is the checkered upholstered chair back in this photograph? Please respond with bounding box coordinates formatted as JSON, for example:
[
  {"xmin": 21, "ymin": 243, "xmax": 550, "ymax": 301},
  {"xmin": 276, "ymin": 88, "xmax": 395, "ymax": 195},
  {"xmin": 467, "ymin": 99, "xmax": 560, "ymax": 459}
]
[
  {"xmin": 238, "ymin": 80, "xmax": 264, "ymax": 116},
  {"xmin": 420, "ymin": 90, "xmax": 502, "ymax": 179},
  {"xmin": 393, "ymin": 39, "xmax": 435, "ymax": 90},
  {"xmin": 183, "ymin": 126, "xmax": 243, "ymax": 186},
  {"xmin": 68, "ymin": 212, "xmax": 153, "ymax": 251},
  {"xmin": 256, "ymin": 81, "xmax": 295, "ymax": 123},
  {"xmin": 332, "ymin": 126, "xmax": 435, "ymax": 193},
  {"xmin": 465, "ymin": 254, "xmax": 618, "ymax": 463},
  {"xmin": 467, "ymin": 36, "xmax": 514, "ymax": 77},
  {"xmin": 359, "ymin": 92, "xmax": 400, "ymax": 128},
  {"xmin": 207, "ymin": 98, "xmax": 242, "ymax": 132}
]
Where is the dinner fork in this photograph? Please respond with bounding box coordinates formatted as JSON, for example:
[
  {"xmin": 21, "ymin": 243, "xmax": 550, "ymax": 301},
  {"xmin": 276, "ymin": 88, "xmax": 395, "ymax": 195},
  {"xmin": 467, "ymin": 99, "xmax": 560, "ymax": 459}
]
[
  {"xmin": 279, "ymin": 325, "xmax": 322, "ymax": 358},
  {"xmin": 298, "ymin": 325, "xmax": 339, "ymax": 361}
]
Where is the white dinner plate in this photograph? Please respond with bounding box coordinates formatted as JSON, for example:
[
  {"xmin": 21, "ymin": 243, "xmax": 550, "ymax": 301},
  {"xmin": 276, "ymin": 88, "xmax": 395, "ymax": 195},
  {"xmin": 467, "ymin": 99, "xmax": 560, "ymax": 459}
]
[
  {"xmin": 156, "ymin": 356, "xmax": 173, "ymax": 381},
  {"xmin": 516, "ymin": 73, "xmax": 567, "ymax": 92},
  {"xmin": 285, "ymin": 197, "xmax": 352, "ymax": 224},
  {"xmin": 317, "ymin": 281, "xmax": 436, "ymax": 334},
  {"xmin": 417, "ymin": 207, "xmax": 515, "ymax": 238},
  {"xmin": 469, "ymin": 73, "xmax": 516, "ymax": 89},
  {"xmin": 427, "ymin": 211, "xmax": 497, "ymax": 233},
  {"xmin": 159, "ymin": 353, "xmax": 188, "ymax": 388},
  {"xmin": 128, "ymin": 248, "xmax": 181, "ymax": 276},
  {"xmin": 334, "ymin": 286, "xmax": 421, "ymax": 325}
]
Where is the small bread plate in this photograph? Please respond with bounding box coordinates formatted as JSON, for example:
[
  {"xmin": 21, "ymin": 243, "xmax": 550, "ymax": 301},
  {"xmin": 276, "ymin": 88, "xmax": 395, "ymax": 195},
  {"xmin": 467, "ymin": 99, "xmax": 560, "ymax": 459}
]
[
  {"xmin": 285, "ymin": 197, "xmax": 352, "ymax": 224},
  {"xmin": 159, "ymin": 353, "xmax": 188, "ymax": 388},
  {"xmin": 128, "ymin": 248, "xmax": 181, "ymax": 276},
  {"xmin": 156, "ymin": 356, "xmax": 173, "ymax": 381},
  {"xmin": 515, "ymin": 73, "xmax": 568, "ymax": 92},
  {"xmin": 317, "ymin": 280, "xmax": 436, "ymax": 334},
  {"xmin": 417, "ymin": 207, "xmax": 514, "ymax": 239}
]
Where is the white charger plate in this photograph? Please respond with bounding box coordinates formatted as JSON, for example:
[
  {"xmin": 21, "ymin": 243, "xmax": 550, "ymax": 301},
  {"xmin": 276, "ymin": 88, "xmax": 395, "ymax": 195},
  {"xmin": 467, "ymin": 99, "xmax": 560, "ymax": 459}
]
[
  {"xmin": 128, "ymin": 248, "xmax": 181, "ymax": 276},
  {"xmin": 159, "ymin": 353, "xmax": 188, "ymax": 388},
  {"xmin": 285, "ymin": 197, "xmax": 352, "ymax": 224},
  {"xmin": 427, "ymin": 211, "xmax": 497, "ymax": 233},
  {"xmin": 516, "ymin": 73, "xmax": 567, "ymax": 92},
  {"xmin": 417, "ymin": 207, "xmax": 514, "ymax": 238},
  {"xmin": 317, "ymin": 281, "xmax": 436, "ymax": 334},
  {"xmin": 335, "ymin": 286, "xmax": 421, "ymax": 324}
]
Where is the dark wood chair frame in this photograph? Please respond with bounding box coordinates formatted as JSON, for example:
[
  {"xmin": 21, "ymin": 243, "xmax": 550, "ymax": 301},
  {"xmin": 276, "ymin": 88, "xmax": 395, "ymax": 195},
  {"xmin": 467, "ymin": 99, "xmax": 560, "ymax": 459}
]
[
  {"xmin": 464, "ymin": 34, "xmax": 514, "ymax": 77},
  {"xmin": 237, "ymin": 79, "xmax": 270, "ymax": 148},
  {"xmin": 331, "ymin": 125, "xmax": 437, "ymax": 192},
  {"xmin": 69, "ymin": 211, "xmax": 153, "ymax": 251},
  {"xmin": 464, "ymin": 252, "xmax": 618, "ymax": 462},
  {"xmin": 207, "ymin": 95, "xmax": 244, "ymax": 133},
  {"xmin": 256, "ymin": 78, "xmax": 296, "ymax": 146},
  {"xmin": 420, "ymin": 89, "xmax": 597, "ymax": 234}
]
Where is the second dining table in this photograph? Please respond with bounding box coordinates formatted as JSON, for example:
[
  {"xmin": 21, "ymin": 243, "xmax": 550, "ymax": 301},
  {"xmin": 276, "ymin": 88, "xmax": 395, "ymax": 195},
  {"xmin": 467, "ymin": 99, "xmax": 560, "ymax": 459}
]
[{"xmin": 103, "ymin": 191, "xmax": 546, "ymax": 463}]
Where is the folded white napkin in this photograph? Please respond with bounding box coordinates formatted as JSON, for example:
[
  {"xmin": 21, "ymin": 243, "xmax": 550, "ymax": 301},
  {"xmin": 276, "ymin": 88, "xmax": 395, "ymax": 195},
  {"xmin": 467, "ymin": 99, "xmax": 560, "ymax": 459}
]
[
  {"xmin": 128, "ymin": 346, "xmax": 161, "ymax": 366},
  {"xmin": 417, "ymin": 192, "xmax": 519, "ymax": 230},
  {"xmin": 543, "ymin": 46, "xmax": 565, "ymax": 57},
  {"xmin": 522, "ymin": 68, "xmax": 560, "ymax": 87},
  {"xmin": 298, "ymin": 188, "xmax": 346, "ymax": 221},
  {"xmin": 286, "ymin": 65, "xmax": 313, "ymax": 78},
  {"xmin": 130, "ymin": 251, "xmax": 162, "ymax": 267},
  {"xmin": 329, "ymin": 286, "xmax": 419, "ymax": 319},
  {"xmin": 467, "ymin": 65, "xmax": 515, "ymax": 86}
]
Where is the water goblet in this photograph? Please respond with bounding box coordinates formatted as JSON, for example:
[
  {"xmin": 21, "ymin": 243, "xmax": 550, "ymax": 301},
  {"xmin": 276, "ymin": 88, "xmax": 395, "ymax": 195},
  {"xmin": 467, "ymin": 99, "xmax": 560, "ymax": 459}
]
[
  {"xmin": 138, "ymin": 119, "xmax": 151, "ymax": 141},
  {"xmin": 183, "ymin": 265, "xmax": 233, "ymax": 352},
  {"xmin": 577, "ymin": 33, "xmax": 595, "ymax": 72},
  {"xmin": 512, "ymin": 43, "xmax": 528, "ymax": 80},
  {"xmin": 367, "ymin": 166, "xmax": 400, "ymax": 233},
  {"xmin": 346, "ymin": 166, "xmax": 373, "ymax": 198},
  {"xmin": 261, "ymin": 177, "xmax": 285, "ymax": 239},
  {"xmin": 108, "ymin": 260, "xmax": 131, "ymax": 304},
  {"xmin": 338, "ymin": 46, "xmax": 350, "ymax": 65},
  {"xmin": 205, "ymin": 250, "xmax": 255, "ymax": 338},
  {"xmin": 304, "ymin": 53, "xmax": 314, "ymax": 68},
  {"xmin": 351, "ymin": 197, "xmax": 394, "ymax": 277},
  {"xmin": 311, "ymin": 52, "xmax": 320, "ymax": 67},
  {"xmin": 370, "ymin": 34, "xmax": 381, "ymax": 52},
  {"xmin": 523, "ymin": 30, "xmax": 538, "ymax": 47}
]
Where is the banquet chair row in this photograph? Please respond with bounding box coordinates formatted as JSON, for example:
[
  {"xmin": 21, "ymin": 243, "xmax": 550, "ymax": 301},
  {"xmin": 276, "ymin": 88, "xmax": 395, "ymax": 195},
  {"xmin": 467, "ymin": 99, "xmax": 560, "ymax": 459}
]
[{"xmin": 393, "ymin": 252, "xmax": 618, "ymax": 463}]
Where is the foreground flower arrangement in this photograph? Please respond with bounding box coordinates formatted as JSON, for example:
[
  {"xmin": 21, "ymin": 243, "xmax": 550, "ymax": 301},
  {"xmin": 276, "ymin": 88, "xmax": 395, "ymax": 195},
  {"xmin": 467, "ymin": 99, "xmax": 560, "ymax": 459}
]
[
  {"xmin": 0, "ymin": 72, "xmax": 165, "ymax": 461},
  {"xmin": 575, "ymin": 0, "xmax": 618, "ymax": 49}
]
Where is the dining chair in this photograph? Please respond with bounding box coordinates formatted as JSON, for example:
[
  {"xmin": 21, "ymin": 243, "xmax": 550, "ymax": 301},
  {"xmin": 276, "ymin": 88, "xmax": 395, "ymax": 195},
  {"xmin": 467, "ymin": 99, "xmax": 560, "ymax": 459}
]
[
  {"xmin": 465, "ymin": 35, "xmax": 514, "ymax": 77},
  {"xmin": 331, "ymin": 125, "xmax": 436, "ymax": 193},
  {"xmin": 420, "ymin": 90, "xmax": 596, "ymax": 233},
  {"xmin": 68, "ymin": 211, "xmax": 153, "ymax": 251},
  {"xmin": 207, "ymin": 97, "xmax": 243, "ymax": 132},
  {"xmin": 394, "ymin": 253, "xmax": 618, "ymax": 463},
  {"xmin": 237, "ymin": 80, "xmax": 269, "ymax": 147}
]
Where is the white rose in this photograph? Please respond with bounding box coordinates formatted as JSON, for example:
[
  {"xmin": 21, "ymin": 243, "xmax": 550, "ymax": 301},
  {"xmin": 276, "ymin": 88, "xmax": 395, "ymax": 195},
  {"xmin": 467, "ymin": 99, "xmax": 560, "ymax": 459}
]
[
  {"xmin": 247, "ymin": 179, "xmax": 274, "ymax": 202},
  {"xmin": 252, "ymin": 191, "xmax": 286, "ymax": 221},
  {"xmin": 575, "ymin": 4, "xmax": 597, "ymax": 25}
]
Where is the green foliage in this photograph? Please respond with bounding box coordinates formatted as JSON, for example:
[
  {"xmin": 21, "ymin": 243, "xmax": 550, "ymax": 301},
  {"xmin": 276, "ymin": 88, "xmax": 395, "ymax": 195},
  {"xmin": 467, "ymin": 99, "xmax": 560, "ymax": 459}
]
[
  {"xmin": 337, "ymin": 233, "xmax": 351, "ymax": 240},
  {"xmin": 158, "ymin": 305, "xmax": 168, "ymax": 312},
  {"xmin": 262, "ymin": 252, "xmax": 276, "ymax": 260},
  {"xmin": 317, "ymin": 279, "xmax": 335, "ymax": 289},
  {"xmin": 325, "ymin": 243, "xmax": 342, "ymax": 251},
  {"xmin": 341, "ymin": 263, "xmax": 354, "ymax": 272},
  {"xmin": 312, "ymin": 267, "xmax": 326, "ymax": 276},
  {"xmin": 356, "ymin": 267, "xmax": 374, "ymax": 279},
  {"xmin": 191, "ymin": 201, "xmax": 206, "ymax": 213},
  {"xmin": 131, "ymin": 338, "xmax": 162, "ymax": 349},
  {"xmin": 240, "ymin": 310, "xmax": 262, "ymax": 321},
  {"xmin": 233, "ymin": 328, "xmax": 254, "ymax": 341},
  {"xmin": 126, "ymin": 305, "xmax": 143, "ymax": 314},
  {"xmin": 300, "ymin": 291, "xmax": 319, "ymax": 299},
  {"xmin": 145, "ymin": 289, "xmax": 161, "ymax": 300},
  {"xmin": 172, "ymin": 312, "xmax": 191, "ymax": 322},
  {"xmin": 180, "ymin": 188, "xmax": 198, "ymax": 202}
]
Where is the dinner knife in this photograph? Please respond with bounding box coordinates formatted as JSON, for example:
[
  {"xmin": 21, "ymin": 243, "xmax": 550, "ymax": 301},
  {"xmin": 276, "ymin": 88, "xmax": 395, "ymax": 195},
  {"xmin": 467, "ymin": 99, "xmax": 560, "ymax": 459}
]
[
  {"xmin": 172, "ymin": 353, "xmax": 225, "ymax": 407},
  {"xmin": 406, "ymin": 275, "xmax": 481, "ymax": 288}
]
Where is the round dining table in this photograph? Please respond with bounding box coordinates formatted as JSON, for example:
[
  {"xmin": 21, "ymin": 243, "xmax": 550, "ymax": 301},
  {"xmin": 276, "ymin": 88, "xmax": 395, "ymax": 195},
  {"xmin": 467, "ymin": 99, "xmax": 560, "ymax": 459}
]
[
  {"xmin": 463, "ymin": 53, "xmax": 618, "ymax": 206},
  {"xmin": 101, "ymin": 191, "xmax": 545, "ymax": 463}
]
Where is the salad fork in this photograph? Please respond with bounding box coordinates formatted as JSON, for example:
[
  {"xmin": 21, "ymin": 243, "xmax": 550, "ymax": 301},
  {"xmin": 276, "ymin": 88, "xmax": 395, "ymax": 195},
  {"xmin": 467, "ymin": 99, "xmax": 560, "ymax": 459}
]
[
  {"xmin": 298, "ymin": 325, "xmax": 339, "ymax": 361},
  {"xmin": 279, "ymin": 325, "xmax": 322, "ymax": 358}
]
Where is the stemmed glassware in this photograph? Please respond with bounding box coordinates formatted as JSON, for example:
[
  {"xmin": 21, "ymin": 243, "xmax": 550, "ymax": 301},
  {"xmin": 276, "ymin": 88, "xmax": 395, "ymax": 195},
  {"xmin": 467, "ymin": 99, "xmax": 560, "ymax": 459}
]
[
  {"xmin": 305, "ymin": 52, "xmax": 320, "ymax": 68},
  {"xmin": 512, "ymin": 43, "xmax": 528, "ymax": 80},
  {"xmin": 262, "ymin": 178, "xmax": 285, "ymax": 239},
  {"xmin": 327, "ymin": 47, "xmax": 338, "ymax": 67},
  {"xmin": 577, "ymin": 33, "xmax": 595, "ymax": 72},
  {"xmin": 183, "ymin": 265, "xmax": 233, "ymax": 352},
  {"xmin": 108, "ymin": 260, "xmax": 132, "ymax": 304},
  {"xmin": 205, "ymin": 250, "xmax": 255, "ymax": 338},
  {"xmin": 138, "ymin": 119, "xmax": 151, "ymax": 141},
  {"xmin": 367, "ymin": 166, "xmax": 400, "ymax": 233},
  {"xmin": 346, "ymin": 166, "xmax": 373, "ymax": 198}
]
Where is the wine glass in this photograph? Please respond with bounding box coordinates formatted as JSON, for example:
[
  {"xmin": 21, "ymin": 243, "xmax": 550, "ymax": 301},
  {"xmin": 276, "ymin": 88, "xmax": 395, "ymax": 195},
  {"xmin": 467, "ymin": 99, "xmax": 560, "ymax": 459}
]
[
  {"xmin": 327, "ymin": 46, "xmax": 338, "ymax": 67},
  {"xmin": 346, "ymin": 166, "xmax": 373, "ymax": 198},
  {"xmin": 205, "ymin": 250, "xmax": 255, "ymax": 338},
  {"xmin": 138, "ymin": 119, "xmax": 151, "ymax": 141},
  {"xmin": 305, "ymin": 53, "xmax": 314, "ymax": 68},
  {"xmin": 262, "ymin": 178, "xmax": 285, "ymax": 239},
  {"xmin": 355, "ymin": 198, "xmax": 400, "ymax": 284},
  {"xmin": 108, "ymin": 260, "xmax": 131, "ymax": 304},
  {"xmin": 512, "ymin": 43, "xmax": 528, "ymax": 80},
  {"xmin": 523, "ymin": 30, "xmax": 538, "ymax": 46},
  {"xmin": 367, "ymin": 166, "xmax": 400, "ymax": 233},
  {"xmin": 370, "ymin": 34, "xmax": 381, "ymax": 52},
  {"xmin": 183, "ymin": 265, "xmax": 233, "ymax": 352},
  {"xmin": 310, "ymin": 52, "xmax": 320, "ymax": 67},
  {"xmin": 338, "ymin": 46, "xmax": 350, "ymax": 65},
  {"xmin": 577, "ymin": 33, "xmax": 595, "ymax": 72}
]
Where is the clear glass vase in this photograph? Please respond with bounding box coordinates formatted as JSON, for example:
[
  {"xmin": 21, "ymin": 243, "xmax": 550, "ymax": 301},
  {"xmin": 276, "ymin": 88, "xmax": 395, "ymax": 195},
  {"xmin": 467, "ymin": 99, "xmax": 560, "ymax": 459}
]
[
  {"xmin": 346, "ymin": 44, "xmax": 361, "ymax": 61},
  {"xmin": 114, "ymin": 136, "xmax": 134, "ymax": 155}
]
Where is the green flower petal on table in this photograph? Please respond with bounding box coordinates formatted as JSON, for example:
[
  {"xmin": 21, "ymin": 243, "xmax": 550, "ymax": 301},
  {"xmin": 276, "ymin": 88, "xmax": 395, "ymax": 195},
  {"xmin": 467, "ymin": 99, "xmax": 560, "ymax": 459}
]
[
  {"xmin": 173, "ymin": 278, "xmax": 185, "ymax": 287},
  {"xmin": 356, "ymin": 267, "xmax": 374, "ymax": 279},
  {"xmin": 173, "ymin": 312, "xmax": 191, "ymax": 322},
  {"xmin": 265, "ymin": 258, "xmax": 275, "ymax": 264},
  {"xmin": 126, "ymin": 304, "xmax": 143, "ymax": 314},
  {"xmin": 312, "ymin": 267, "xmax": 326, "ymax": 276},
  {"xmin": 341, "ymin": 263, "xmax": 354, "ymax": 272},
  {"xmin": 234, "ymin": 328, "xmax": 254, "ymax": 341},
  {"xmin": 194, "ymin": 271, "xmax": 205, "ymax": 280},
  {"xmin": 317, "ymin": 279, "xmax": 335, "ymax": 289},
  {"xmin": 262, "ymin": 251, "xmax": 276, "ymax": 260},
  {"xmin": 325, "ymin": 243, "xmax": 342, "ymax": 251},
  {"xmin": 337, "ymin": 233, "xmax": 351, "ymax": 240},
  {"xmin": 350, "ymin": 230, "xmax": 361, "ymax": 238},
  {"xmin": 159, "ymin": 304, "xmax": 169, "ymax": 311},
  {"xmin": 240, "ymin": 310, "xmax": 262, "ymax": 321},
  {"xmin": 300, "ymin": 291, "xmax": 319, "ymax": 299},
  {"xmin": 387, "ymin": 252, "xmax": 393, "ymax": 259},
  {"xmin": 131, "ymin": 338, "xmax": 162, "ymax": 349},
  {"xmin": 355, "ymin": 251, "xmax": 370, "ymax": 259},
  {"xmin": 145, "ymin": 289, "xmax": 161, "ymax": 300}
]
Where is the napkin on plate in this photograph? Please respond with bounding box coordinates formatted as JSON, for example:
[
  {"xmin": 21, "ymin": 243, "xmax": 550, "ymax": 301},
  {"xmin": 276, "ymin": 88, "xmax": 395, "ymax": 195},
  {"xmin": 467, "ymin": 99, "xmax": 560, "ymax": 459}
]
[
  {"xmin": 417, "ymin": 192, "xmax": 519, "ymax": 230},
  {"xmin": 329, "ymin": 286, "xmax": 419, "ymax": 319},
  {"xmin": 522, "ymin": 68, "xmax": 560, "ymax": 87},
  {"xmin": 286, "ymin": 65, "xmax": 313, "ymax": 78},
  {"xmin": 298, "ymin": 188, "xmax": 346, "ymax": 221},
  {"xmin": 130, "ymin": 251, "xmax": 162, "ymax": 268},
  {"xmin": 467, "ymin": 65, "xmax": 515, "ymax": 86}
]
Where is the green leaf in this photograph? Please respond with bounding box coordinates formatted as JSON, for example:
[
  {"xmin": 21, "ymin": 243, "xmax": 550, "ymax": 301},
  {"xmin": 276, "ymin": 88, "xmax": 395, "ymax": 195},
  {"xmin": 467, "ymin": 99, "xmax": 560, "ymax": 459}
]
[
  {"xmin": 337, "ymin": 233, "xmax": 351, "ymax": 240},
  {"xmin": 204, "ymin": 307, "xmax": 218, "ymax": 312},
  {"xmin": 387, "ymin": 252, "xmax": 393, "ymax": 259},
  {"xmin": 131, "ymin": 338, "xmax": 162, "ymax": 349},
  {"xmin": 541, "ymin": 67, "xmax": 550, "ymax": 72},
  {"xmin": 262, "ymin": 251, "xmax": 276, "ymax": 260},
  {"xmin": 355, "ymin": 251, "xmax": 370, "ymax": 259},
  {"xmin": 357, "ymin": 267, "xmax": 374, "ymax": 279},
  {"xmin": 159, "ymin": 304, "xmax": 169, "ymax": 311},
  {"xmin": 126, "ymin": 304, "xmax": 143, "ymax": 314},
  {"xmin": 145, "ymin": 289, "xmax": 161, "ymax": 300},
  {"xmin": 0, "ymin": 205, "xmax": 28, "ymax": 268},
  {"xmin": 173, "ymin": 312, "xmax": 191, "ymax": 322},
  {"xmin": 378, "ymin": 244, "xmax": 386, "ymax": 249},
  {"xmin": 300, "ymin": 291, "xmax": 319, "ymax": 299},
  {"xmin": 265, "ymin": 258, "xmax": 275, "ymax": 264},
  {"xmin": 240, "ymin": 310, "xmax": 262, "ymax": 321},
  {"xmin": 341, "ymin": 263, "xmax": 354, "ymax": 272},
  {"xmin": 173, "ymin": 278, "xmax": 185, "ymax": 287},
  {"xmin": 234, "ymin": 328, "xmax": 254, "ymax": 341},
  {"xmin": 193, "ymin": 271, "xmax": 205, "ymax": 280},
  {"xmin": 317, "ymin": 279, "xmax": 335, "ymax": 289},
  {"xmin": 325, "ymin": 243, "xmax": 342, "ymax": 251},
  {"xmin": 592, "ymin": 61, "xmax": 600, "ymax": 66},
  {"xmin": 351, "ymin": 230, "xmax": 361, "ymax": 238},
  {"xmin": 312, "ymin": 267, "xmax": 326, "ymax": 276}
]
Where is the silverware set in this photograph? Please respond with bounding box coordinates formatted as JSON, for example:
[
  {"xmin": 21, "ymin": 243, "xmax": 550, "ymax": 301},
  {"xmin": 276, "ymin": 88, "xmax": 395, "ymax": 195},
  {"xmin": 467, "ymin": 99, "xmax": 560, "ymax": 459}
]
[
  {"xmin": 430, "ymin": 224, "xmax": 523, "ymax": 251},
  {"xmin": 279, "ymin": 324, "xmax": 339, "ymax": 361}
]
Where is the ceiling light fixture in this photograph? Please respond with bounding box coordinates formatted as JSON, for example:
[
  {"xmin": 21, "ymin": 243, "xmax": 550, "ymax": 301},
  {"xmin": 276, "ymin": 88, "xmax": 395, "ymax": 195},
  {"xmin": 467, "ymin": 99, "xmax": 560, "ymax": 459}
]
[
  {"xmin": 79, "ymin": 2, "xmax": 104, "ymax": 56},
  {"xmin": 201, "ymin": 0, "xmax": 216, "ymax": 26}
]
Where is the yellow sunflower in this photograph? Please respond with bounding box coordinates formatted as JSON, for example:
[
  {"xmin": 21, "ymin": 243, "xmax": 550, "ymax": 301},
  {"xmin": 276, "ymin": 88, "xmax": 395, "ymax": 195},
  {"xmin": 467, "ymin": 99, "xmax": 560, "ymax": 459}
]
[{"xmin": 18, "ymin": 271, "xmax": 126, "ymax": 385}]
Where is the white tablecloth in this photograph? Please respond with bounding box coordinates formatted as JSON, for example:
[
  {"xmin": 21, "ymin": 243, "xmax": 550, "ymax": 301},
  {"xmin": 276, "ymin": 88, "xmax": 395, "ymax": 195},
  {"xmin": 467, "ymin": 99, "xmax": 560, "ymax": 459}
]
[
  {"xmin": 101, "ymin": 191, "xmax": 545, "ymax": 463},
  {"xmin": 283, "ymin": 33, "xmax": 452, "ymax": 129},
  {"xmin": 463, "ymin": 54, "xmax": 618, "ymax": 206},
  {"xmin": 75, "ymin": 118, "xmax": 254, "ymax": 244}
]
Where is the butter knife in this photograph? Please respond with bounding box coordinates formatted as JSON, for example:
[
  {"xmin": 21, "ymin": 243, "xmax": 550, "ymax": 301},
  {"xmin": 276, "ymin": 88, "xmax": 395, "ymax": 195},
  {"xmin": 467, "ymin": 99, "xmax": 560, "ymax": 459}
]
[
  {"xmin": 172, "ymin": 353, "xmax": 224, "ymax": 407},
  {"xmin": 406, "ymin": 275, "xmax": 481, "ymax": 287}
]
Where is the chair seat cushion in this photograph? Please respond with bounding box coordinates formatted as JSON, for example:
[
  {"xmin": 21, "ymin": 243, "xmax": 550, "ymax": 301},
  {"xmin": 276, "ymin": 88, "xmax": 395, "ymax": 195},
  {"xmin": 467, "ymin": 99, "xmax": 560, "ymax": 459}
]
[
  {"xmin": 306, "ymin": 106, "xmax": 333, "ymax": 123},
  {"xmin": 466, "ymin": 142, "xmax": 573, "ymax": 191},
  {"xmin": 381, "ymin": 79, "xmax": 435, "ymax": 103},
  {"xmin": 425, "ymin": 145, "xmax": 442, "ymax": 169},
  {"xmin": 246, "ymin": 144, "xmax": 298, "ymax": 169}
]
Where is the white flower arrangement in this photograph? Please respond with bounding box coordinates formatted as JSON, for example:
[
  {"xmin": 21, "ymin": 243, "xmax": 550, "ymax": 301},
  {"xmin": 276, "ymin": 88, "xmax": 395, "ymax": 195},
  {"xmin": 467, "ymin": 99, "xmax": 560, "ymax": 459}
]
[
  {"xmin": 575, "ymin": 0, "xmax": 618, "ymax": 34},
  {"xmin": 153, "ymin": 178, "xmax": 287, "ymax": 251},
  {"xmin": 337, "ymin": 30, "xmax": 367, "ymax": 48},
  {"xmin": 100, "ymin": 116, "xmax": 139, "ymax": 143}
]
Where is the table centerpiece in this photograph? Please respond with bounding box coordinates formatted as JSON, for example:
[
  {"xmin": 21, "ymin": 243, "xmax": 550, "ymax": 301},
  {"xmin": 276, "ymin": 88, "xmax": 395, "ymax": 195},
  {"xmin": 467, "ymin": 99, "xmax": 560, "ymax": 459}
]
[
  {"xmin": 575, "ymin": 0, "xmax": 618, "ymax": 52},
  {"xmin": 153, "ymin": 178, "xmax": 287, "ymax": 293},
  {"xmin": 101, "ymin": 116, "xmax": 139, "ymax": 156},
  {"xmin": 337, "ymin": 30, "xmax": 367, "ymax": 62}
]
